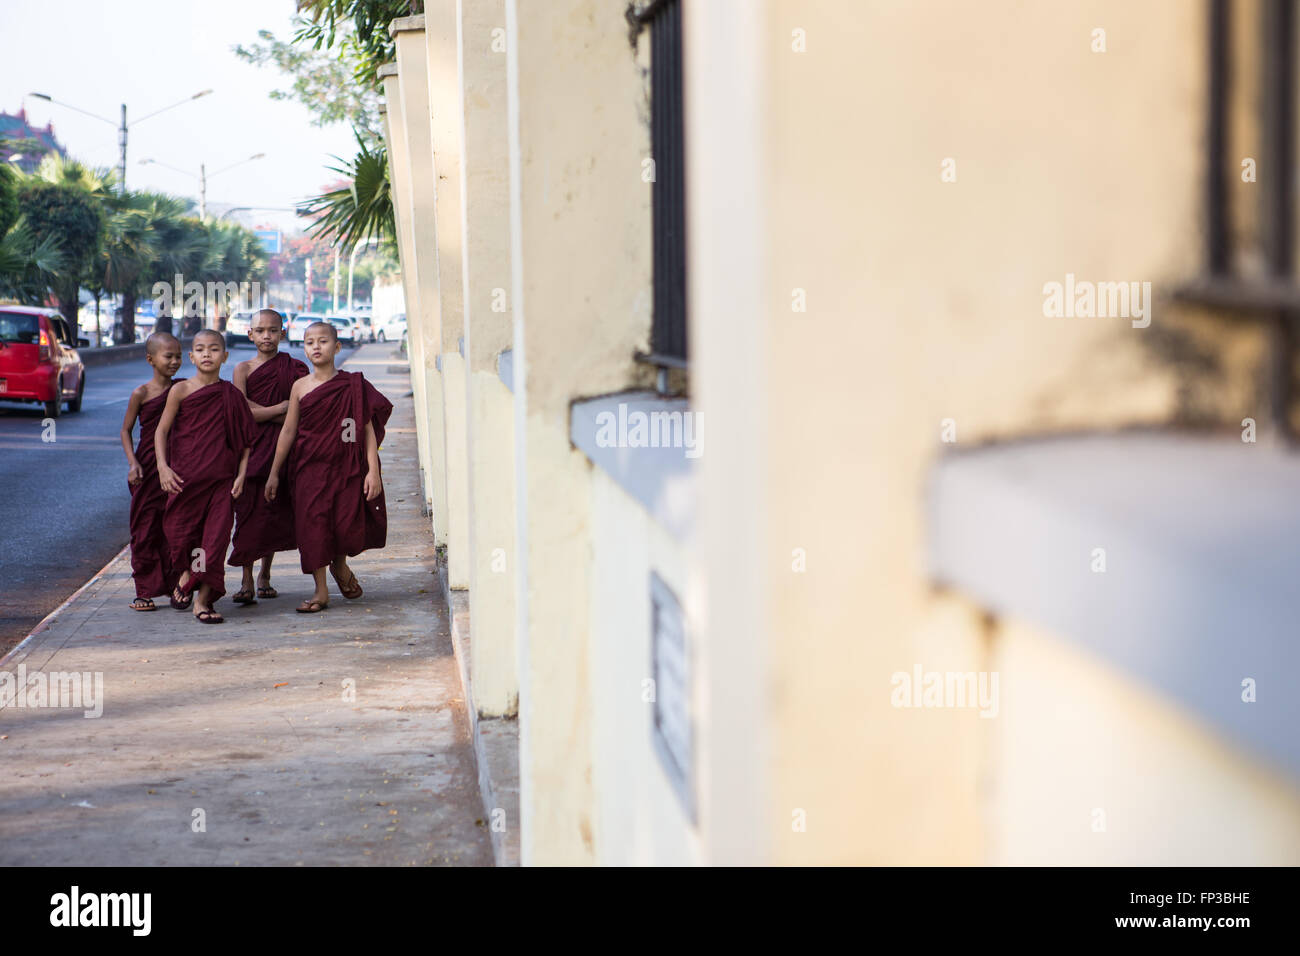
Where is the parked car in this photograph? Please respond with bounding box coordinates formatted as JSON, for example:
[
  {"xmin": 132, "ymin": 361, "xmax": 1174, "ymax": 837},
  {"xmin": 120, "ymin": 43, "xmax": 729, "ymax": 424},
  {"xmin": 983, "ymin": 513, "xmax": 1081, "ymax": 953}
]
[
  {"xmin": 326, "ymin": 315, "xmax": 359, "ymax": 346},
  {"xmin": 0, "ymin": 306, "xmax": 87, "ymax": 417},
  {"xmin": 352, "ymin": 313, "xmax": 376, "ymax": 342},
  {"xmin": 289, "ymin": 313, "xmax": 323, "ymax": 345},
  {"xmin": 225, "ymin": 310, "xmax": 255, "ymax": 348},
  {"xmin": 375, "ymin": 313, "xmax": 406, "ymax": 343}
]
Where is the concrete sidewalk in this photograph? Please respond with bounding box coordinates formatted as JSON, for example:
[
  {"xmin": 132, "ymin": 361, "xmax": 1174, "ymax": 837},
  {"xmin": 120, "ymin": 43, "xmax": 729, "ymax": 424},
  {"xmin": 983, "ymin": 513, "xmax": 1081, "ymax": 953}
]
[{"xmin": 0, "ymin": 345, "xmax": 494, "ymax": 866}]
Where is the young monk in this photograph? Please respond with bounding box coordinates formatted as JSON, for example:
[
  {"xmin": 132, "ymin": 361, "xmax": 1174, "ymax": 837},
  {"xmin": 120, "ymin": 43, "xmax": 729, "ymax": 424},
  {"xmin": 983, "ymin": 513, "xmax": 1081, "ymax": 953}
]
[
  {"xmin": 155, "ymin": 329, "xmax": 256, "ymax": 624},
  {"xmin": 265, "ymin": 321, "xmax": 391, "ymax": 612},
  {"xmin": 119, "ymin": 332, "xmax": 184, "ymax": 611},
  {"xmin": 227, "ymin": 309, "xmax": 309, "ymax": 605}
]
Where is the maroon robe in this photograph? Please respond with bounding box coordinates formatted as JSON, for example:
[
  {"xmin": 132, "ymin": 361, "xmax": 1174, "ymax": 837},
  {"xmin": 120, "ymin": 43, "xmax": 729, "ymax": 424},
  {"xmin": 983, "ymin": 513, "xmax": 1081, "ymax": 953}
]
[
  {"xmin": 228, "ymin": 352, "xmax": 309, "ymax": 567},
  {"xmin": 128, "ymin": 379, "xmax": 182, "ymax": 598},
  {"xmin": 292, "ymin": 370, "xmax": 392, "ymax": 573},
  {"xmin": 162, "ymin": 380, "xmax": 256, "ymax": 599}
]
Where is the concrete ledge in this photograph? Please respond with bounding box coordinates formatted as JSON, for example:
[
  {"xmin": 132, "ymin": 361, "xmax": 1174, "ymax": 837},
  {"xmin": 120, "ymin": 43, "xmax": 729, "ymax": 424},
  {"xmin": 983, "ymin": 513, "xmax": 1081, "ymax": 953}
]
[
  {"xmin": 497, "ymin": 349, "xmax": 514, "ymax": 393},
  {"xmin": 570, "ymin": 391, "xmax": 697, "ymax": 542},
  {"xmin": 78, "ymin": 337, "xmax": 197, "ymax": 368},
  {"xmin": 389, "ymin": 14, "xmax": 426, "ymax": 35},
  {"xmin": 927, "ymin": 431, "xmax": 1300, "ymax": 778},
  {"xmin": 377, "ymin": 62, "xmax": 399, "ymax": 79},
  {"xmin": 437, "ymin": 560, "xmax": 521, "ymax": 866}
]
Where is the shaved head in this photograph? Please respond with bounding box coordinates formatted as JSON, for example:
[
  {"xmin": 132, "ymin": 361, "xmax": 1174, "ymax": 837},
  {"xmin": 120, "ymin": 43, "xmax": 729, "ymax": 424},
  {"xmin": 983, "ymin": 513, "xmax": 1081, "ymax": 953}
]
[
  {"xmin": 251, "ymin": 309, "xmax": 283, "ymax": 328},
  {"xmin": 146, "ymin": 331, "xmax": 180, "ymax": 356},
  {"xmin": 305, "ymin": 321, "xmax": 337, "ymax": 342},
  {"xmin": 192, "ymin": 328, "xmax": 226, "ymax": 349}
]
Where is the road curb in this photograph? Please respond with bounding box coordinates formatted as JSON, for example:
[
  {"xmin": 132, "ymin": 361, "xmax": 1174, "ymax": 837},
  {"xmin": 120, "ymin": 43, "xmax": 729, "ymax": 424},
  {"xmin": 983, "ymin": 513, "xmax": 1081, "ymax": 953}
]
[{"xmin": 0, "ymin": 545, "xmax": 129, "ymax": 668}]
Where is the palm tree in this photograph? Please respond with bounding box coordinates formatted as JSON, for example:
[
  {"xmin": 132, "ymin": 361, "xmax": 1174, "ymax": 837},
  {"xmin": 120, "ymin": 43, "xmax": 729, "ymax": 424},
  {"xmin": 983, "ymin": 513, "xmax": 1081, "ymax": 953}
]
[
  {"xmin": 97, "ymin": 191, "xmax": 167, "ymax": 343},
  {"xmin": 0, "ymin": 163, "xmax": 67, "ymax": 301},
  {"xmin": 0, "ymin": 217, "xmax": 67, "ymax": 303},
  {"xmin": 297, "ymin": 130, "xmax": 394, "ymax": 253}
]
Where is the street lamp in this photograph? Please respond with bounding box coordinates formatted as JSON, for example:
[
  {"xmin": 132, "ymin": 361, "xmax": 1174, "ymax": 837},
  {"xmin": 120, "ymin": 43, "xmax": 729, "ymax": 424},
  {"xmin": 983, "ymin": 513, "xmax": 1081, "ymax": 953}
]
[
  {"xmin": 140, "ymin": 152, "xmax": 264, "ymax": 219},
  {"xmin": 28, "ymin": 89, "xmax": 213, "ymax": 193}
]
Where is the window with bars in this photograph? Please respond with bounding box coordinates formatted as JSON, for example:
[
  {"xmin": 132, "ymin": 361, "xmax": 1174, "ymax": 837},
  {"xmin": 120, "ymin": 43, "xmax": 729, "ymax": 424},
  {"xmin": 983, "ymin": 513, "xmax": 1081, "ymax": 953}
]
[
  {"xmin": 634, "ymin": 0, "xmax": 688, "ymax": 373},
  {"xmin": 1175, "ymin": 0, "xmax": 1298, "ymax": 437}
]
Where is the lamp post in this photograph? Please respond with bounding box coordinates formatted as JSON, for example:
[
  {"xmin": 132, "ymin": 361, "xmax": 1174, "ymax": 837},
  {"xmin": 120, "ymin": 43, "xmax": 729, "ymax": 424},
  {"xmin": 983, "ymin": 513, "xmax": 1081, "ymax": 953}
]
[
  {"xmin": 347, "ymin": 237, "xmax": 379, "ymax": 311},
  {"xmin": 139, "ymin": 153, "xmax": 264, "ymax": 219},
  {"xmin": 28, "ymin": 89, "xmax": 212, "ymax": 193}
]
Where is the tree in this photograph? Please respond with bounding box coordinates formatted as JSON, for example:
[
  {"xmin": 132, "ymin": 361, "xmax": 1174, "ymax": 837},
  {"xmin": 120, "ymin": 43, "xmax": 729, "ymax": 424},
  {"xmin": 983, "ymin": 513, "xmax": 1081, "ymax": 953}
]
[
  {"xmin": 292, "ymin": 0, "xmax": 424, "ymax": 89},
  {"xmin": 233, "ymin": 25, "xmax": 384, "ymax": 144},
  {"xmin": 15, "ymin": 178, "xmax": 104, "ymax": 327},
  {"xmin": 296, "ymin": 131, "xmax": 395, "ymax": 253}
]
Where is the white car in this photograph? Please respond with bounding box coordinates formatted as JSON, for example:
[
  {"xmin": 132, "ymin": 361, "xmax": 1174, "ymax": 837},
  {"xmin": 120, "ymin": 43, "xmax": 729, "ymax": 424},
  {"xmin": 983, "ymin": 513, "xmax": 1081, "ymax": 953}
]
[
  {"xmin": 326, "ymin": 315, "xmax": 359, "ymax": 346},
  {"xmin": 289, "ymin": 313, "xmax": 323, "ymax": 345},
  {"xmin": 375, "ymin": 313, "xmax": 406, "ymax": 343},
  {"xmin": 225, "ymin": 310, "xmax": 255, "ymax": 348}
]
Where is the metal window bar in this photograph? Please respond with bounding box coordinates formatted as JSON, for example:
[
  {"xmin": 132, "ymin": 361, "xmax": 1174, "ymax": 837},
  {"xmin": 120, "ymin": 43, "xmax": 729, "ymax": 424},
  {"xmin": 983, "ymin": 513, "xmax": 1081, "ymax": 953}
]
[
  {"xmin": 1174, "ymin": 0, "xmax": 1296, "ymax": 441},
  {"xmin": 634, "ymin": 0, "xmax": 689, "ymax": 377}
]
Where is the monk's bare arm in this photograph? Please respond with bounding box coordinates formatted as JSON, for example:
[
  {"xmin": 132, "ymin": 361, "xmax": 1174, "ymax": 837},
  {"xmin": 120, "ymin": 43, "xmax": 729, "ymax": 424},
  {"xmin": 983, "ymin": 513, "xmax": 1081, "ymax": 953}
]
[
  {"xmin": 235, "ymin": 359, "xmax": 291, "ymax": 422},
  {"xmin": 264, "ymin": 382, "xmax": 303, "ymax": 502},
  {"xmin": 232, "ymin": 447, "xmax": 250, "ymax": 499},
  {"xmin": 363, "ymin": 422, "xmax": 382, "ymax": 500},
  {"xmin": 249, "ymin": 399, "xmax": 289, "ymax": 423},
  {"xmin": 120, "ymin": 386, "xmax": 146, "ymax": 484},
  {"xmin": 155, "ymin": 384, "xmax": 187, "ymax": 494}
]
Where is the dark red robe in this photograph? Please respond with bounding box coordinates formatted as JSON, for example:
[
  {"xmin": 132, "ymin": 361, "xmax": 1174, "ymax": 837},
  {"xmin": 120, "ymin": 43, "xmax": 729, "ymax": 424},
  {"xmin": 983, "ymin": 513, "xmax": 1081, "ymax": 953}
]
[
  {"xmin": 128, "ymin": 379, "xmax": 182, "ymax": 598},
  {"xmin": 228, "ymin": 352, "xmax": 309, "ymax": 567},
  {"xmin": 162, "ymin": 380, "xmax": 256, "ymax": 599},
  {"xmin": 292, "ymin": 370, "xmax": 392, "ymax": 573}
]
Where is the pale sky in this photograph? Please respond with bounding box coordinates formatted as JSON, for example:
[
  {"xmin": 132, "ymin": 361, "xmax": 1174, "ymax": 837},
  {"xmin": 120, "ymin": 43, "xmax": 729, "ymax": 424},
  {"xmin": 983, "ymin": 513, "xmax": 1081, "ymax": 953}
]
[{"xmin": 0, "ymin": 0, "xmax": 359, "ymax": 235}]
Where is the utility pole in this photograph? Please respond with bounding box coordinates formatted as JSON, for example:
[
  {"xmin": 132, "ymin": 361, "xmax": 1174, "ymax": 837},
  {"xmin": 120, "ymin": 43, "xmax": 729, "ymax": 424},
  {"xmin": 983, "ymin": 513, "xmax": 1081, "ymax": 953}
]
[
  {"xmin": 199, "ymin": 163, "xmax": 206, "ymax": 219},
  {"xmin": 31, "ymin": 89, "xmax": 211, "ymax": 194},
  {"xmin": 332, "ymin": 246, "xmax": 340, "ymax": 312},
  {"xmin": 118, "ymin": 103, "xmax": 127, "ymax": 195}
]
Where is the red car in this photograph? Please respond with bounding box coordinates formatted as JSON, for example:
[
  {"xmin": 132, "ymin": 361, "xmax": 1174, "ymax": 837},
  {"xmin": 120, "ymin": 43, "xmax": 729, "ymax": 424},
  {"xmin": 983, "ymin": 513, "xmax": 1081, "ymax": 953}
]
[{"xmin": 0, "ymin": 306, "xmax": 87, "ymax": 417}]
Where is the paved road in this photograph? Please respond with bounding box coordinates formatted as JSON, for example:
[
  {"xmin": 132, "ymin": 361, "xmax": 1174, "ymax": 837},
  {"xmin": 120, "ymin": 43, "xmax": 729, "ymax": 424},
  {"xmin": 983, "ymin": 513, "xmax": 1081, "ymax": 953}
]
[{"xmin": 0, "ymin": 342, "xmax": 357, "ymax": 656}]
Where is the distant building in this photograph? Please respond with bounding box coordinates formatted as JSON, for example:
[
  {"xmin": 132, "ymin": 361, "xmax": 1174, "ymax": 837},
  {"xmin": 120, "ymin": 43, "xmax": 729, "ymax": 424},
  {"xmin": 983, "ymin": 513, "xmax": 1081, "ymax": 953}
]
[{"xmin": 0, "ymin": 107, "xmax": 67, "ymax": 174}]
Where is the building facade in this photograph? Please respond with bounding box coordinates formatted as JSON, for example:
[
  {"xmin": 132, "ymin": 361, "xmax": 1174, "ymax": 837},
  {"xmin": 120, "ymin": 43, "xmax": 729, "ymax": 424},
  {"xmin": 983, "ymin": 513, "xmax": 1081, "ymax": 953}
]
[{"xmin": 381, "ymin": 0, "xmax": 1300, "ymax": 865}]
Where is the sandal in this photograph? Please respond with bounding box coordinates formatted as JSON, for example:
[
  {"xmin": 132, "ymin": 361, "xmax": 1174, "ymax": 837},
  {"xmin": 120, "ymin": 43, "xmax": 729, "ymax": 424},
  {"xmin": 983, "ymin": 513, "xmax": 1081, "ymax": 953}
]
[
  {"xmin": 231, "ymin": 587, "xmax": 258, "ymax": 606},
  {"xmin": 256, "ymin": 584, "xmax": 278, "ymax": 599},
  {"xmin": 169, "ymin": 586, "xmax": 193, "ymax": 611},
  {"xmin": 332, "ymin": 568, "xmax": 363, "ymax": 600},
  {"xmin": 296, "ymin": 599, "xmax": 329, "ymax": 614},
  {"xmin": 195, "ymin": 609, "xmax": 224, "ymax": 624},
  {"xmin": 130, "ymin": 597, "xmax": 157, "ymax": 611}
]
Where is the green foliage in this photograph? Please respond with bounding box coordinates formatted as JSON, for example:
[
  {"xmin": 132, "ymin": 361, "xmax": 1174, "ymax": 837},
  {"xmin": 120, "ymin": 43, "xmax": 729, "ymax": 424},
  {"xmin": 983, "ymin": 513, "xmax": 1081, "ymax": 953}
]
[
  {"xmin": 0, "ymin": 163, "xmax": 18, "ymax": 238},
  {"xmin": 293, "ymin": 0, "xmax": 424, "ymax": 88},
  {"xmin": 17, "ymin": 178, "xmax": 105, "ymax": 317},
  {"xmin": 233, "ymin": 22, "xmax": 384, "ymax": 144},
  {"xmin": 0, "ymin": 216, "xmax": 67, "ymax": 303},
  {"xmin": 297, "ymin": 130, "xmax": 394, "ymax": 253}
]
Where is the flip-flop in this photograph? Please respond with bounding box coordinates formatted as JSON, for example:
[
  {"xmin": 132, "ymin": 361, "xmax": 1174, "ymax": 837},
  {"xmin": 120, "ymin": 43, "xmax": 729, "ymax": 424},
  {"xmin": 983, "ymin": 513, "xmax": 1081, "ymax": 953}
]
[
  {"xmin": 256, "ymin": 585, "xmax": 278, "ymax": 599},
  {"xmin": 333, "ymin": 569, "xmax": 363, "ymax": 600},
  {"xmin": 169, "ymin": 587, "xmax": 193, "ymax": 611},
  {"xmin": 195, "ymin": 610, "xmax": 224, "ymax": 624},
  {"xmin": 130, "ymin": 597, "xmax": 157, "ymax": 611},
  {"xmin": 295, "ymin": 599, "xmax": 329, "ymax": 614},
  {"xmin": 231, "ymin": 588, "xmax": 258, "ymax": 606}
]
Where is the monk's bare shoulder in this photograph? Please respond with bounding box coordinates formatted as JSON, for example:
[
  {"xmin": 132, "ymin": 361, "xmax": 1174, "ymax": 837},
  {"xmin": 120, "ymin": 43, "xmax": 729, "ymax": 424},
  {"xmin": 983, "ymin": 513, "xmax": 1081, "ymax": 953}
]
[
  {"xmin": 169, "ymin": 378, "xmax": 199, "ymax": 400},
  {"xmin": 293, "ymin": 375, "xmax": 323, "ymax": 400}
]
